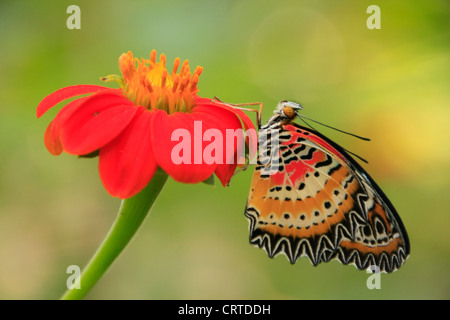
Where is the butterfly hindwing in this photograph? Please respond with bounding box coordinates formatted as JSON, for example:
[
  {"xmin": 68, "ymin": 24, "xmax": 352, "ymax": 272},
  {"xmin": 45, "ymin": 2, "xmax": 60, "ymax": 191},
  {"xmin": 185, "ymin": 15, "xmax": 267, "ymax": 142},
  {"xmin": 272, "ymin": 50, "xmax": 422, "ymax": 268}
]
[{"xmin": 245, "ymin": 119, "xmax": 410, "ymax": 273}]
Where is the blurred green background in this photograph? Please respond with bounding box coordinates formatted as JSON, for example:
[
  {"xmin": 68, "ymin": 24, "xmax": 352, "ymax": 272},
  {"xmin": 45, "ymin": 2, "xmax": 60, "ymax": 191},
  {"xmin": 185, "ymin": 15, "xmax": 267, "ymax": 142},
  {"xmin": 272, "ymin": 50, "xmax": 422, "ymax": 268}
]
[{"xmin": 0, "ymin": 0, "xmax": 449, "ymax": 299}]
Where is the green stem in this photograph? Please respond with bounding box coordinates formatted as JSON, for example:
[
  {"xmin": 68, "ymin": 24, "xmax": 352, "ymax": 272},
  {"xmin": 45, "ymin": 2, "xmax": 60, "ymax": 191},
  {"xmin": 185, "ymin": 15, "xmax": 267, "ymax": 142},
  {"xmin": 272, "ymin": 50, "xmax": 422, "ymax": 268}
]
[{"xmin": 61, "ymin": 169, "xmax": 169, "ymax": 300}]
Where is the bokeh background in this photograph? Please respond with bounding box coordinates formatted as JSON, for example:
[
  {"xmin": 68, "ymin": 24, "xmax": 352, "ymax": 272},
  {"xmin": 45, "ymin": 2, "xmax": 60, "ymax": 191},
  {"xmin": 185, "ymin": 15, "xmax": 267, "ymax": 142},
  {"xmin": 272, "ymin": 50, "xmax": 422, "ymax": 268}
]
[{"xmin": 0, "ymin": 0, "xmax": 449, "ymax": 299}]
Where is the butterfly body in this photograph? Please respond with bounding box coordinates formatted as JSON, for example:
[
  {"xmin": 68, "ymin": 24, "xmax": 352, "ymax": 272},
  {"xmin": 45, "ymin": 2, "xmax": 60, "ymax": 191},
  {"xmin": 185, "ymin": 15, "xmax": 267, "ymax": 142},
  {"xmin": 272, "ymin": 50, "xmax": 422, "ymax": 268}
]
[{"xmin": 245, "ymin": 101, "xmax": 410, "ymax": 273}]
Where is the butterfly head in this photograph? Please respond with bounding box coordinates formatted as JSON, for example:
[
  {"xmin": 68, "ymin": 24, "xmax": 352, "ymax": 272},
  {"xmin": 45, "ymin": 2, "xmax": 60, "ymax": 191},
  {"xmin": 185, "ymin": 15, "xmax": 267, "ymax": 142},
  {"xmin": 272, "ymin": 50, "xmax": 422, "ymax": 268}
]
[{"xmin": 276, "ymin": 100, "xmax": 303, "ymax": 121}]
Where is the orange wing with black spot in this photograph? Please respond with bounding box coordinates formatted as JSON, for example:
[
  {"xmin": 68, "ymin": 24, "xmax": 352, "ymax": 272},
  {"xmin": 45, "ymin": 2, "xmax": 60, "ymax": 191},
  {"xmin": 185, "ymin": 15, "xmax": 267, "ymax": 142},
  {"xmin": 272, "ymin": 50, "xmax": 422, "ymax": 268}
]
[{"xmin": 245, "ymin": 121, "xmax": 410, "ymax": 273}]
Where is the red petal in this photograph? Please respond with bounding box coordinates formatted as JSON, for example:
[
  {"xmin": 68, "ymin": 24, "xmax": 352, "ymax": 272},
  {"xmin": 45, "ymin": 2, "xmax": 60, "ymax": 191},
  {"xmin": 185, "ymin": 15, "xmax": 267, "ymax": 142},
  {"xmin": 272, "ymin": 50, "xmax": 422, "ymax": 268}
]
[
  {"xmin": 151, "ymin": 110, "xmax": 217, "ymax": 183},
  {"xmin": 37, "ymin": 85, "xmax": 110, "ymax": 118},
  {"xmin": 43, "ymin": 96, "xmax": 89, "ymax": 155},
  {"xmin": 193, "ymin": 103, "xmax": 252, "ymax": 186},
  {"xmin": 192, "ymin": 104, "xmax": 244, "ymax": 163},
  {"xmin": 59, "ymin": 91, "xmax": 138, "ymax": 155},
  {"xmin": 44, "ymin": 120, "xmax": 63, "ymax": 155},
  {"xmin": 194, "ymin": 97, "xmax": 256, "ymax": 131},
  {"xmin": 99, "ymin": 107, "xmax": 158, "ymax": 199},
  {"xmin": 214, "ymin": 163, "xmax": 239, "ymax": 186},
  {"xmin": 193, "ymin": 98, "xmax": 258, "ymax": 185},
  {"xmin": 201, "ymin": 100, "xmax": 258, "ymax": 158}
]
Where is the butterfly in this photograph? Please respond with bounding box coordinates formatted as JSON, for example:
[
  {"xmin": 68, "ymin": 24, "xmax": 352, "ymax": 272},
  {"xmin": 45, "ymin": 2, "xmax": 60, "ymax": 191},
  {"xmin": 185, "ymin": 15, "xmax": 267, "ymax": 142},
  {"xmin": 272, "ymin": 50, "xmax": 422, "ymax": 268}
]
[{"xmin": 244, "ymin": 100, "xmax": 410, "ymax": 273}]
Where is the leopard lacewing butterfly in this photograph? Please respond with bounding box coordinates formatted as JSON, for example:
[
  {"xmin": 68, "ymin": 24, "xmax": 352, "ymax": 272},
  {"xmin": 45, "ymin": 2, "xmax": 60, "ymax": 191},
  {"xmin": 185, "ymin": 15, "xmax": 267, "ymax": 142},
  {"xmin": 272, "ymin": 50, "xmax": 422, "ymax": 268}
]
[{"xmin": 244, "ymin": 100, "xmax": 410, "ymax": 273}]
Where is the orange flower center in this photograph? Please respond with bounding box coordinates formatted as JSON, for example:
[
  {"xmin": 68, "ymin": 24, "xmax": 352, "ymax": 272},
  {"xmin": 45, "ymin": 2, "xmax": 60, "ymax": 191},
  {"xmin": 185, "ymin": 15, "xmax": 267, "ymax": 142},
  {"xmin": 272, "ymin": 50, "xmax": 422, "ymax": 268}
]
[{"xmin": 102, "ymin": 50, "xmax": 203, "ymax": 113}]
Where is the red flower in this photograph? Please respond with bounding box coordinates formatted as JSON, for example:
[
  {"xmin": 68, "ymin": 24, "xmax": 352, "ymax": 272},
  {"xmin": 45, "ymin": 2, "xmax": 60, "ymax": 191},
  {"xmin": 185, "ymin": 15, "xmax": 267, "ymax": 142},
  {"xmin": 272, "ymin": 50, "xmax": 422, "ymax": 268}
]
[{"xmin": 37, "ymin": 50, "xmax": 255, "ymax": 199}]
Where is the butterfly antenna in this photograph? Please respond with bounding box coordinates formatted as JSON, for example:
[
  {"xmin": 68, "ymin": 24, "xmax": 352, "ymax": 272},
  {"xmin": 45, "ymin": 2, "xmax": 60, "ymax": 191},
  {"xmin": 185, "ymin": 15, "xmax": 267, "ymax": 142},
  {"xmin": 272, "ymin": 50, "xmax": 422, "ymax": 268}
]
[
  {"xmin": 341, "ymin": 149, "xmax": 369, "ymax": 164},
  {"xmin": 297, "ymin": 114, "xmax": 320, "ymax": 133},
  {"xmin": 297, "ymin": 114, "xmax": 369, "ymax": 164},
  {"xmin": 295, "ymin": 112, "xmax": 371, "ymax": 141}
]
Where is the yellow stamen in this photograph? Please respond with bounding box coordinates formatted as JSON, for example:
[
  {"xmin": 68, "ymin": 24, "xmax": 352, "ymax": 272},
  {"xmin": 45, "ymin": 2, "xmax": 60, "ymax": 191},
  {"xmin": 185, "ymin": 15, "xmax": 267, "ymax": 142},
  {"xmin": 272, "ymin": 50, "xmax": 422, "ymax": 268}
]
[
  {"xmin": 180, "ymin": 60, "xmax": 189, "ymax": 76},
  {"xmin": 178, "ymin": 77, "xmax": 189, "ymax": 93},
  {"xmin": 150, "ymin": 50, "xmax": 156, "ymax": 63},
  {"xmin": 114, "ymin": 50, "xmax": 203, "ymax": 112},
  {"xmin": 193, "ymin": 66, "xmax": 203, "ymax": 77},
  {"xmin": 172, "ymin": 57, "xmax": 180, "ymax": 76},
  {"xmin": 172, "ymin": 75, "xmax": 180, "ymax": 93},
  {"xmin": 160, "ymin": 54, "xmax": 166, "ymax": 68},
  {"xmin": 189, "ymin": 74, "xmax": 199, "ymax": 92},
  {"xmin": 161, "ymin": 70, "xmax": 167, "ymax": 88}
]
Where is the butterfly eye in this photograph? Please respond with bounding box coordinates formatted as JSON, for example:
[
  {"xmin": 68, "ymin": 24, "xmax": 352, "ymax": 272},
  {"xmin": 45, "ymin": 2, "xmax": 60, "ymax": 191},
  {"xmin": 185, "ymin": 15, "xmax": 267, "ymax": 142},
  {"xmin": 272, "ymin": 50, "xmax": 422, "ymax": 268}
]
[{"xmin": 282, "ymin": 106, "xmax": 297, "ymax": 119}]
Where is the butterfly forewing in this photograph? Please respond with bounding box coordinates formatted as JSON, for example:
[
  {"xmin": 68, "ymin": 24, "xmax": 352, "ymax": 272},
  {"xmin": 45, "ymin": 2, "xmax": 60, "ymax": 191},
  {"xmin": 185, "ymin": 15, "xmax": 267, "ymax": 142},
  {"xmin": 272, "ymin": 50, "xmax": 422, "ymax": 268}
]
[{"xmin": 245, "ymin": 118, "xmax": 410, "ymax": 273}]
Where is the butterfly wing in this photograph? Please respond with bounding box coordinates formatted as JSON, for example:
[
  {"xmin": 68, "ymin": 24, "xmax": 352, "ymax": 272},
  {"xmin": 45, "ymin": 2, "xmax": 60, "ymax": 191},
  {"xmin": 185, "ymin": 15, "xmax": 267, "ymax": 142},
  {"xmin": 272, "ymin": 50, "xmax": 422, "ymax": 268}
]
[{"xmin": 245, "ymin": 122, "xmax": 410, "ymax": 273}]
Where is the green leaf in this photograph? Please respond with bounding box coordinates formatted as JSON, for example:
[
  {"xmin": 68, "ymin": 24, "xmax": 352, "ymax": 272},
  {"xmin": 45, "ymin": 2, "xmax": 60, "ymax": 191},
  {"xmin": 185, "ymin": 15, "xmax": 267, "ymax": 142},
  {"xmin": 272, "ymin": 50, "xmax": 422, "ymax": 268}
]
[
  {"xmin": 78, "ymin": 150, "xmax": 100, "ymax": 158},
  {"xmin": 202, "ymin": 174, "xmax": 215, "ymax": 186}
]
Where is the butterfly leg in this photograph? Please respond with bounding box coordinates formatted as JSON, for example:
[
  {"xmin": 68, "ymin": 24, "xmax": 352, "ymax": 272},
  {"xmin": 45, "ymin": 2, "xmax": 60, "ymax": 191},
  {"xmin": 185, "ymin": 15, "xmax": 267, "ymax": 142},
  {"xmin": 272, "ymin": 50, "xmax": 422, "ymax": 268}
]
[
  {"xmin": 229, "ymin": 102, "xmax": 263, "ymax": 129},
  {"xmin": 211, "ymin": 98, "xmax": 263, "ymax": 129}
]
